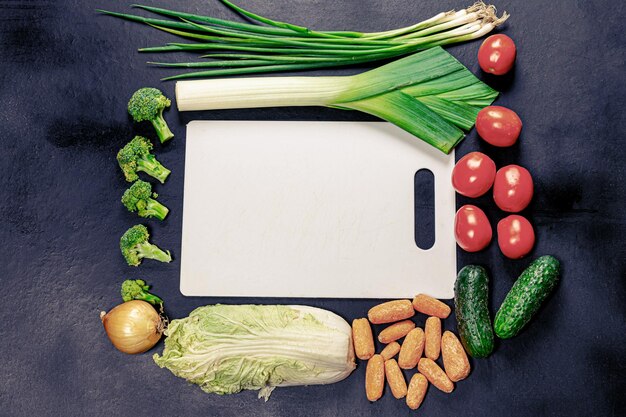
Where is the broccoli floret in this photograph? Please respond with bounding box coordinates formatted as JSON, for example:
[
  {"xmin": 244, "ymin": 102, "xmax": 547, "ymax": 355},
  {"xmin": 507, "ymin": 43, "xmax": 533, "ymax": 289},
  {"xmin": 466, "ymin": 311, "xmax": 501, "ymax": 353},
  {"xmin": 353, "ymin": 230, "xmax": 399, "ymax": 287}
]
[
  {"xmin": 128, "ymin": 87, "xmax": 174, "ymax": 143},
  {"xmin": 120, "ymin": 224, "xmax": 172, "ymax": 267},
  {"xmin": 122, "ymin": 180, "xmax": 169, "ymax": 221},
  {"xmin": 117, "ymin": 136, "xmax": 171, "ymax": 183},
  {"xmin": 121, "ymin": 279, "xmax": 163, "ymax": 305}
]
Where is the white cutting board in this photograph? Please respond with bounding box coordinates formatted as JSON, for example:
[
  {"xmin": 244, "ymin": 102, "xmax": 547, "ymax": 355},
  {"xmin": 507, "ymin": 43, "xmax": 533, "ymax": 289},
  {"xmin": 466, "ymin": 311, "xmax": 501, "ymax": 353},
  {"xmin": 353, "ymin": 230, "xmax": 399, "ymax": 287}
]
[{"xmin": 180, "ymin": 121, "xmax": 456, "ymax": 299}]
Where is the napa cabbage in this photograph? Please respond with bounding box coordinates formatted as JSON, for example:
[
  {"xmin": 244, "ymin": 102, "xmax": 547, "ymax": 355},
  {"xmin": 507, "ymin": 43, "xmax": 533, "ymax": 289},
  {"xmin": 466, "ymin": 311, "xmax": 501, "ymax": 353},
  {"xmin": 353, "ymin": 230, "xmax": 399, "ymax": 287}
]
[{"xmin": 153, "ymin": 304, "xmax": 355, "ymax": 400}]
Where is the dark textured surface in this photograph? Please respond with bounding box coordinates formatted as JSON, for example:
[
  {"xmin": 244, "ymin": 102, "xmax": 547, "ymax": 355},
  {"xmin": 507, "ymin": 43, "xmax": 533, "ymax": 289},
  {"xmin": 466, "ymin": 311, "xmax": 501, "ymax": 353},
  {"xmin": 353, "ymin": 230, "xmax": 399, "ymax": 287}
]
[{"xmin": 0, "ymin": 0, "xmax": 625, "ymax": 416}]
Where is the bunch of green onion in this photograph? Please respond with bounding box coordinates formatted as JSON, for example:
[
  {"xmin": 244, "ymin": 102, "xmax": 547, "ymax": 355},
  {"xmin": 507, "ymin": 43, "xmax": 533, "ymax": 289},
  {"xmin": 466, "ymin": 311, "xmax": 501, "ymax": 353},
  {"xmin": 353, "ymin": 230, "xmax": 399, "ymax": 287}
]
[
  {"xmin": 98, "ymin": 0, "xmax": 509, "ymax": 80},
  {"xmin": 175, "ymin": 47, "xmax": 498, "ymax": 153}
]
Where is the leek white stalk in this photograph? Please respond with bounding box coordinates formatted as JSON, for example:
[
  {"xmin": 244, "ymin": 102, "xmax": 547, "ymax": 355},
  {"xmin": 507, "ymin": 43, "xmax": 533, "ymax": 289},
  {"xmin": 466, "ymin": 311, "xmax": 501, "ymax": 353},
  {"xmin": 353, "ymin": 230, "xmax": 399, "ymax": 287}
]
[
  {"xmin": 177, "ymin": 76, "xmax": 346, "ymax": 110},
  {"xmin": 175, "ymin": 47, "xmax": 499, "ymax": 153}
]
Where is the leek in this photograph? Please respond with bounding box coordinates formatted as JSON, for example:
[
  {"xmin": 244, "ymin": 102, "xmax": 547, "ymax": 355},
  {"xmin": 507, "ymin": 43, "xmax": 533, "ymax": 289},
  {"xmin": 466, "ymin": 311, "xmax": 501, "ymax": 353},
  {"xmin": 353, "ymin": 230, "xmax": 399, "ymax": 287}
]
[
  {"xmin": 98, "ymin": 1, "xmax": 509, "ymax": 79},
  {"xmin": 175, "ymin": 47, "xmax": 498, "ymax": 153}
]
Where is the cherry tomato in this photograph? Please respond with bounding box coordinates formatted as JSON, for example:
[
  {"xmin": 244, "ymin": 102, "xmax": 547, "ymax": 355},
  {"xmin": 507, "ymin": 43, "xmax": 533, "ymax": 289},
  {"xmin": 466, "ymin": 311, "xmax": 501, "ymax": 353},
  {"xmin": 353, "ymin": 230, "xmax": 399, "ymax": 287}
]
[
  {"xmin": 476, "ymin": 106, "xmax": 523, "ymax": 147},
  {"xmin": 493, "ymin": 165, "xmax": 534, "ymax": 212},
  {"xmin": 454, "ymin": 205, "xmax": 492, "ymax": 252},
  {"xmin": 477, "ymin": 34, "xmax": 517, "ymax": 75},
  {"xmin": 452, "ymin": 152, "xmax": 496, "ymax": 198},
  {"xmin": 497, "ymin": 215, "xmax": 535, "ymax": 259}
]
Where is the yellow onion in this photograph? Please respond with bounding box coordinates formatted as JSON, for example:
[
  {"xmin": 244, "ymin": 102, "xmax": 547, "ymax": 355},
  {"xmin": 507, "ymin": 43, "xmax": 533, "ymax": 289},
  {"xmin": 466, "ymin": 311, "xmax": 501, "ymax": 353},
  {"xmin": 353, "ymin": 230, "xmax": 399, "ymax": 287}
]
[{"xmin": 101, "ymin": 300, "xmax": 164, "ymax": 354}]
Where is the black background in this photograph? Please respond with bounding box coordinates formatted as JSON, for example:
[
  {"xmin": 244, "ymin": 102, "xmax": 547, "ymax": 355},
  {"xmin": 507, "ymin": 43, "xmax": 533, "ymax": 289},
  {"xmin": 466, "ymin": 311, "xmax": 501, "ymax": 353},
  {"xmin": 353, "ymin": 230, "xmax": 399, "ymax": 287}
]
[{"xmin": 1, "ymin": 1, "xmax": 624, "ymax": 416}]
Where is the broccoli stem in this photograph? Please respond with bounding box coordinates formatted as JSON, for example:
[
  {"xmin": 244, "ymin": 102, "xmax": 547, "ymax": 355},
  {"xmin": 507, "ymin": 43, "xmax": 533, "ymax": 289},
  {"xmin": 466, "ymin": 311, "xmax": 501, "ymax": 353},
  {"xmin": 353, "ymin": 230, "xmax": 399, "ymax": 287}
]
[
  {"xmin": 152, "ymin": 111, "xmax": 174, "ymax": 143},
  {"xmin": 139, "ymin": 291, "xmax": 164, "ymax": 305},
  {"xmin": 143, "ymin": 198, "xmax": 170, "ymax": 220},
  {"xmin": 136, "ymin": 155, "xmax": 171, "ymax": 183},
  {"xmin": 136, "ymin": 241, "xmax": 172, "ymax": 263}
]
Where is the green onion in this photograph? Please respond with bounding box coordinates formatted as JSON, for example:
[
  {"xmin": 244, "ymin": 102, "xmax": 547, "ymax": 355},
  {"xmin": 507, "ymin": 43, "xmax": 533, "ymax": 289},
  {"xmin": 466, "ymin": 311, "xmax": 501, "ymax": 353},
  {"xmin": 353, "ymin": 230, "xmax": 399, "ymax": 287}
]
[
  {"xmin": 97, "ymin": 1, "xmax": 509, "ymax": 79},
  {"xmin": 175, "ymin": 47, "xmax": 498, "ymax": 153}
]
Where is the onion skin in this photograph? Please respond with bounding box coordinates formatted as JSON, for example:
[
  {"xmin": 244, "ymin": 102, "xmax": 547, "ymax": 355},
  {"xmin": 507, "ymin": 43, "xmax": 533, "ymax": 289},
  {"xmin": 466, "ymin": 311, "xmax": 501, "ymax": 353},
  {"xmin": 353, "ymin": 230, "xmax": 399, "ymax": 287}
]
[{"xmin": 101, "ymin": 300, "xmax": 163, "ymax": 354}]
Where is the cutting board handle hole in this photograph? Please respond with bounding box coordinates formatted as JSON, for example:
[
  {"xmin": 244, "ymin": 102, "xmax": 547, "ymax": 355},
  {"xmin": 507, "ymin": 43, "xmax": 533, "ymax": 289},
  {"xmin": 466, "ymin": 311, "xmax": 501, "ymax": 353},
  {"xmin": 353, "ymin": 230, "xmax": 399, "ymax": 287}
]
[{"xmin": 414, "ymin": 169, "xmax": 435, "ymax": 250}]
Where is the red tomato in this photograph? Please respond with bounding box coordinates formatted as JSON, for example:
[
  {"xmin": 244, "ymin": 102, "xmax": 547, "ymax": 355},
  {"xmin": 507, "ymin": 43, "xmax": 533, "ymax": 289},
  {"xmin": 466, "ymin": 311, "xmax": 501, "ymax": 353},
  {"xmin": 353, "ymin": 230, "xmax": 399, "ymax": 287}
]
[
  {"xmin": 476, "ymin": 106, "xmax": 523, "ymax": 147},
  {"xmin": 493, "ymin": 165, "xmax": 534, "ymax": 212},
  {"xmin": 454, "ymin": 205, "xmax": 492, "ymax": 252},
  {"xmin": 452, "ymin": 152, "xmax": 496, "ymax": 198},
  {"xmin": 477, "ymin": 34, "xmax": 517, "ymax": 75},
  {"xmin": 497, "ymin": 215, "xmax": 535, "ymax": 259}
]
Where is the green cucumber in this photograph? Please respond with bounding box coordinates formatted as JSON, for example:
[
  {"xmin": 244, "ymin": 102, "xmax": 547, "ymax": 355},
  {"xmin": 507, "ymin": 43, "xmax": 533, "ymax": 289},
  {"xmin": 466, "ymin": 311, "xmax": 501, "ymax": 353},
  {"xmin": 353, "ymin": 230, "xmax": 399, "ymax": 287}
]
[
  {"xmin": 454, "ymin": 265, "xmax": 494, "ymax": 358},
  {"xmin": 494, "ymin": 255, "xmax": 561, "ymax": 339}
]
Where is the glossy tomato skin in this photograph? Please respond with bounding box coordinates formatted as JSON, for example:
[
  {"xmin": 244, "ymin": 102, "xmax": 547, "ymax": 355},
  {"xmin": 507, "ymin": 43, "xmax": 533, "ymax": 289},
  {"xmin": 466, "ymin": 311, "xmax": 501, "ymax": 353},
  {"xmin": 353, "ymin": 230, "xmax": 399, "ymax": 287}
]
[
  {"xmin": 476, "ymin": 106, "xmax": 523, "ymax": 147},
  {"xmin": 478, "ymin": 34, "xmax": 517, "ymax": 75},
  {"xmin": 493, "ymin": 165, "xmax": 534, "ymax": 212},
  {"xmin": 454, "ymin": 205, "xmax": 492, "ymax": 252},
  {"xmin": 497, "ymin": 215, "xmax": 535, "ymax": 259},
  {"xmin": 452, "ymin": 152, "xmax": 496, "ymax": 198}
]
